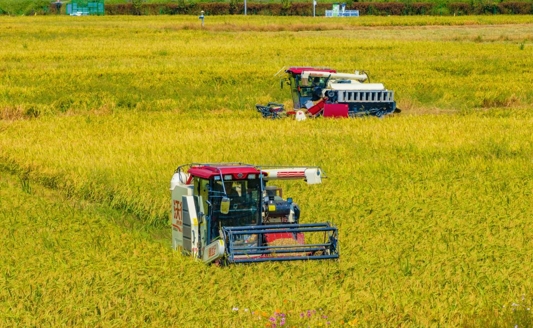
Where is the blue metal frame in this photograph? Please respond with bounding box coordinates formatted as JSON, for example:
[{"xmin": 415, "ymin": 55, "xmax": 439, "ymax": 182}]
[
  {"xmin": 256, "ymin": 103, "xmax": 286, "ymax": 119},
  {"xmin": 222, "ymin": 223, "xmax": 339, "ymax": 263}
]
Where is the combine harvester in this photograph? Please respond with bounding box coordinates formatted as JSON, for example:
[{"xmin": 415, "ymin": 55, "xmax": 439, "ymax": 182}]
[
  {"xmin": 170, "ymin": 163, "xmax": 339, "ymax": 264},
  {"xmin": 257, "ymin": 67, "xmax": 400, "ymax": 119}
]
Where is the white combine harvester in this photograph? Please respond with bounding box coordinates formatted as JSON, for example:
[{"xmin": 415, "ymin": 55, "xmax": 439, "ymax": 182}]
[
  {"xmin": 256, "ymin": 66, "xmax": 400, "ymax": 119},
  {"xmin": 170, "ymin": 163, "xmax": 339, "ymax": 264}
]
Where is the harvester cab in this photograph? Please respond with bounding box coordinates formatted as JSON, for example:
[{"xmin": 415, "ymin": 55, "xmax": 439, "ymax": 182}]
[
  {"xmin": 256, "ymin": 66, "xmax": 400, "ymax": 118},
  {"xmin": 170, "ymin": 163, "xmax": 339, "ymax": 264}
]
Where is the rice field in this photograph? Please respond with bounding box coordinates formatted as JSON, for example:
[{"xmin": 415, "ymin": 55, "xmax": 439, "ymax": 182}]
[{"xmin": 1, "ymin": 15, "xmax": 533, "ymax": 327}]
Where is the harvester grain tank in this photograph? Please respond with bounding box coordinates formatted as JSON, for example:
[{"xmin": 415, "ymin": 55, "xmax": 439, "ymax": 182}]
[
  {"xmin": 256, "ymin": 66, "xmax": 400, "ymax": 119},
  {"xmin": 170, "ymin": 163, "xmax": 339, "ymax": 264}
]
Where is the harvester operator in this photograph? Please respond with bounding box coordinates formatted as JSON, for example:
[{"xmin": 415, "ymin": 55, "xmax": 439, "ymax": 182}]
[{"xmin": 224, "ymin": 181, "xmax": 239, "ymax": 197}]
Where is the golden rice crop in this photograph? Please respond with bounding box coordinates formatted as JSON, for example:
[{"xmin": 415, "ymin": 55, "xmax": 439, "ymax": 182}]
[
  {"xmin": 1, "ymin": 15, "xmax": 533, "ymax": 327},
  {"xmin": 268, "ymin": 238, "xmax": 306, "ymax": 257},
  {"xmin": 1, "ymin": 15, "xmax": 533, "ymax": 118}
]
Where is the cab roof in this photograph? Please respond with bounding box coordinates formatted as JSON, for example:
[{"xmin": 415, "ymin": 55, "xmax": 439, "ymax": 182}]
[
  {"xmin": 188, "ymin": 164, "xmax": 261, "ymax": 180},
  {"xmin": 286, "ymin": 67, "xmax": 337, "ymax": 74}
]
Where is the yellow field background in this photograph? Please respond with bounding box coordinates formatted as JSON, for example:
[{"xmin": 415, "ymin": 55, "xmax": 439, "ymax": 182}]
[{"xmin": 1, "ymin": 15, "xmax": 533, "ymax": 326}]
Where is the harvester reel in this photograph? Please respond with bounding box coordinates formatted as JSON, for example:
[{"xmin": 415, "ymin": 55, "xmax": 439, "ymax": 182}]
[{"xmin": 256, "ymin": 102, "xmax": 286, "ymax": 119}]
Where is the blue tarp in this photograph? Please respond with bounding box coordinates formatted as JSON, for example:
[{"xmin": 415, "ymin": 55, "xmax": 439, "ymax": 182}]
[{"xmin": 66, "ymin": 1, "xmax": 104, "ymax": 16}]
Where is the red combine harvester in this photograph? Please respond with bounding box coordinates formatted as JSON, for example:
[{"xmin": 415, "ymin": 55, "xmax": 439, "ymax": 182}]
[
  {"xmin": 256, "ymin": 66, "xmax": 400, "ymax": 119},
  {"xmin": 170, "ymin": 163, "xmax": 339, "ymax": 264}
]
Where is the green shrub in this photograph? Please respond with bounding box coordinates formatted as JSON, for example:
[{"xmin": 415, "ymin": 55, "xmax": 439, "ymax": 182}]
[{"xmin": 0, "ymin": 0, "xmax": 50, "ymax": 15}]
